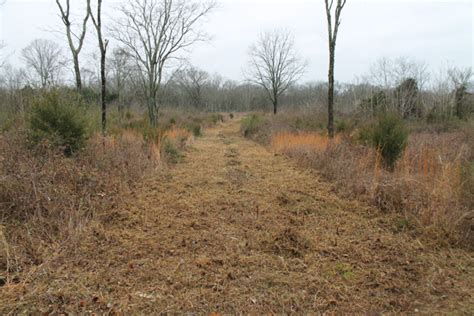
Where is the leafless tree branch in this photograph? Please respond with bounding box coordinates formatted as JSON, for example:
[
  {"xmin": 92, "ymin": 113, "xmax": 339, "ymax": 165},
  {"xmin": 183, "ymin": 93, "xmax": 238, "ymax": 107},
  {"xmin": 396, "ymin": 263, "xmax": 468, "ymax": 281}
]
[
  {"xmin": 21, "ymin": 39, "xmax": 64, "ymax": 89},
  {"xmin": 247, "ymin": 30, "xmax": 306, "ymax": 114},
  {"xmin": 111, "ymin": 0, "xmax": 216, "ymax": 126},
  {"xmin": 55, "ymin": 0, "xmax": 90, "ymax": 91}
]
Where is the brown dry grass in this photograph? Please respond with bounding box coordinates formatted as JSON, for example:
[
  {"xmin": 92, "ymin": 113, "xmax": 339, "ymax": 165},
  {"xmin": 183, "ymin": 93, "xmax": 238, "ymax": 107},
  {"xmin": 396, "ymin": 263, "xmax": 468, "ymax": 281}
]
[
  {"xmin": 0, "ymin": 118, "xmax": 472, "ymax": 314},
  {"xmin": 271, "ymin": 132, "xmax": 342, "ymax": 152},
  {"xmin": 0, "ymin": 128, "xmax": 160, "ymax": 288},
  {"xmin": 270, "ymin": 129, "xmax": 473, "ymax": 247},
  {"xmin": 163, "ymin": 128, "xmax": 194, "ymax": 148}
]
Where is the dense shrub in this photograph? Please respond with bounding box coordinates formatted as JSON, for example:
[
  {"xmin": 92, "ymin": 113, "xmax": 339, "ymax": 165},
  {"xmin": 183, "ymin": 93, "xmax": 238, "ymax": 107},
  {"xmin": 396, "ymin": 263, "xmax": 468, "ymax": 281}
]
[
  {"xmin": 161, "ymin": 139, "xmax": 182, "ymax": 164},
  {"xmin": 122, "ymin": 116, "xmax": 162, "ymax": 144},
  {"xmin": 357, "ymin": 121, "xmax": 375, "ymax": 145},
  {"xmin": 186, "ymin": 122, "xmax": 202, "ymax": 137},
  {"xmin": 336, "ymin": 120, "xmax": 350, "ymax": 133},
  {"xmin": 211, "ymin": 113, "xmax": 224, "ymax": 124},
  {"xmin": 241, "ymin": 114, "xmax": 263, "ymax": 138},
  {"xmin": 455, "ymin": 85, "xmax": 470, "ymax": 120},
  {"xmin": 360, "ymin": 91, "xmax": 387, "ymax": 117},
  {"xmin": 293, "ymin": 116, "xmax": 325, "ymax": 131},
  {"xmin": 371, "ymin": 113, "xmax": 408, "ymax": 171},
  {"xmin": 395, "ymin": 78, "xmax": 420, "ymax": 118},
  {"xmin": 28, "ymin": 92, "xmax": 88, "ymax": 156}
]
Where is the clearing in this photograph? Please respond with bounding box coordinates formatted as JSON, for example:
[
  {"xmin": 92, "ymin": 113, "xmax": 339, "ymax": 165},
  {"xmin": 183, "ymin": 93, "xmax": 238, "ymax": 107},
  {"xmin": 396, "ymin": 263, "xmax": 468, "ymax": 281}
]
[{"xmin": 1, "ymin": 117, "xmax": 472, "ymax": 314}]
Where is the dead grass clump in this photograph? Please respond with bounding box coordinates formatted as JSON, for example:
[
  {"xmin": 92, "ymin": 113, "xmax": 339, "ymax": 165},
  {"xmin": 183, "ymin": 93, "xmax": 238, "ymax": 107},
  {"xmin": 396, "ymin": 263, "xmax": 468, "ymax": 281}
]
[
  {"xmin": 158, "ymin": 110, "xmax": 227, "ymax": 134},
  {"xmin": 270, "ymin": 130, "xmax": 473, "ymax": 247},
  {"xmin": 0, "ymin": 128, "xmax": 159, "ymax": 284},
  {"xmin": 161, "ymin": 128, "xmax": 193, "ymax": 164},
  {"xmin": 240, "ymin": 110, "xmax": 328, "ymax": 144},
  {"xmin": 86, "ymin": 129, "xmax": 160, "ymax": 179},
  {"xmin": 163, "ymin": 128, "xmax": 193, "ymax": 149},
  {"xmin": 271, "ymin": 132, "xmax": 341, "ymax": 153},
  {"xmin": 265, "ymin": 227, "xmax": 312, "ymax": 258}
]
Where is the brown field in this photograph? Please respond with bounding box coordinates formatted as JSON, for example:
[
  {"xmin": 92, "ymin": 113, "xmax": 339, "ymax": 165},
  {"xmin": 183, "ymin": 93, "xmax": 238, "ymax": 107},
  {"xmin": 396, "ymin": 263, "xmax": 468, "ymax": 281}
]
[
  {"xmin": 269, "ymin": 125, "xmax": 473, "ymax": 247},
  {"xmin": 1, "ymin": 117, "xmax": 472, "ymax": 314}
]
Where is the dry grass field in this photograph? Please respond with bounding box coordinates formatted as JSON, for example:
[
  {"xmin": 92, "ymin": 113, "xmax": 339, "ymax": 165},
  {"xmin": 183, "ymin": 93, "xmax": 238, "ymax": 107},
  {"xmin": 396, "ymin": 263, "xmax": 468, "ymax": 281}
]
[
  {"xmin": 1, "ymin": 117, "xmax": 472, "ymax": 314},
  {"xmin": 0, "ymin": 0, "xmax": 472, "ymax": 314}
]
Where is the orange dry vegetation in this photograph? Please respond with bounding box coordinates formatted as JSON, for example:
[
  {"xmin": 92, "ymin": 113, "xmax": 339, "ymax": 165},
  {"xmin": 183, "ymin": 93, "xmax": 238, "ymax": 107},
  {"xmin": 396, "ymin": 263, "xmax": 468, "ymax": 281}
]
[
  {"xmin": 163, "ymin": 128, "xmax": 193, "ymax": 148},
  {"xmin": 163, "ymin": 128, "xmax": 192, "ymax": 141},
  {"xmin": 271, "ymin": 132, "xmax": 341, "ymax": 152},
  {"xmin": 112, "ymin": 129, "xmax": 161, "ymax": 163},
  {"xmin": 270, "ymin": 131, "xmax": 472, "ymax": 246}
]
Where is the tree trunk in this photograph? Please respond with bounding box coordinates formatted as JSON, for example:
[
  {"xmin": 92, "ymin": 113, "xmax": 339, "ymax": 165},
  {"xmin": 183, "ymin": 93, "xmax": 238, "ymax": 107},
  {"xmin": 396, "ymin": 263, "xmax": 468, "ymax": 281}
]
[
  {"xmin": 100, "ymin": 51, "xmax": 107, "ymax": 134},
  {"xmin": 327, "ymin": 44, "xmax": 335, "ymax": 138},
  {"xmin": 73, "ymin": 53, "xmax": 82, "ymax": 92},
  {"xmin": 273, "ymin": 95, "xmax": 278, "ymax": 114},
  {"xmin": 455, "ymin": 86, "xmax": 466, "ymax": 119},
  {"xmin": 89, "ymin": 0, "xmax": 107, "ymax": 134},
  {"xmin": 148, "ymin": 94, "xmax": 158, "ymax": 127},
  {"xmin": 117, "ymin": 76, "xmax": 123, "ymax": 121}
]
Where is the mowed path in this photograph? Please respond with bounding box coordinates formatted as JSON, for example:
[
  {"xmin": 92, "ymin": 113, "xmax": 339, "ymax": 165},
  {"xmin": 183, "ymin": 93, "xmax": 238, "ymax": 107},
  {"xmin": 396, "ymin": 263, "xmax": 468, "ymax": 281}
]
[{"xmin": 2, "ymin": 118, "xmax": 473, "ymax": 314}]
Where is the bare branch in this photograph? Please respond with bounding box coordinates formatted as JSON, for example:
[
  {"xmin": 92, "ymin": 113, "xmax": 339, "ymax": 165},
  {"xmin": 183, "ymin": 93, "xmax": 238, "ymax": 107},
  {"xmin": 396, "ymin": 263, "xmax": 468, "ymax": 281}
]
[
  {"xmin": 55, "ymin": 0, "xmax": 90, "ymax": 91},
  {"xmin": 247, "ymin": 30, "xmax": 307, "ymax": 114},
  {"xmin": 111, "ymin": 0, "xmax": 216, "ymax": 126},
  {"xmin": 21, "ymin": 39, "xmax": 64, "ymax": 88}
]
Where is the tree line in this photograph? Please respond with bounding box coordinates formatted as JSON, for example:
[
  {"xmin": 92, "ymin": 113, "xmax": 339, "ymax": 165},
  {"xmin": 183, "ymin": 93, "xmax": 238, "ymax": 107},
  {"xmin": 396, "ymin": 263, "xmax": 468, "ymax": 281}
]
[{"xmin": 0, "ymin": 0, "xmax": 472, "ymax": 134}]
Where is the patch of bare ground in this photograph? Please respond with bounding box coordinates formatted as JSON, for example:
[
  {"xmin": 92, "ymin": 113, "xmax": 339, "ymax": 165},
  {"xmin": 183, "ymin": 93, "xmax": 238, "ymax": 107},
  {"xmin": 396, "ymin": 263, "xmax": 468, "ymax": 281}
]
[{"xmin": 0, "ymin": 118, "xmax": 472, "ymax": 314}]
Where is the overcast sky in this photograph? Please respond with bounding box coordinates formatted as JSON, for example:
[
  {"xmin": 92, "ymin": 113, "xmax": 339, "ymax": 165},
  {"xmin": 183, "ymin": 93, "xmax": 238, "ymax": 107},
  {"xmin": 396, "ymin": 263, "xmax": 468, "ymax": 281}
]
[{"xmin": 0, "ymin": 0, "xmax": 472, "ymax": 84}]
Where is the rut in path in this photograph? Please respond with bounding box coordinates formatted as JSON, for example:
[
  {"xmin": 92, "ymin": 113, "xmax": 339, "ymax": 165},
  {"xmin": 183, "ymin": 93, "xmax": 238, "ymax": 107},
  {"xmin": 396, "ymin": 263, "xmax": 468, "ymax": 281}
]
[{"xmin": 2, "ymin": 118, "xmax": 472, "ymax": 314}]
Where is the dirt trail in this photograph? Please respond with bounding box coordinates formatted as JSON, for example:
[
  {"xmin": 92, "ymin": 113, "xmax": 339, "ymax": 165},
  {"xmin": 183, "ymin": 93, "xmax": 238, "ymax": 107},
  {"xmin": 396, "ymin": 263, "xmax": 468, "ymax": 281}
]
[{"xmin": 2, "ymin": 118, "xmax": 473, "ymax": 314}]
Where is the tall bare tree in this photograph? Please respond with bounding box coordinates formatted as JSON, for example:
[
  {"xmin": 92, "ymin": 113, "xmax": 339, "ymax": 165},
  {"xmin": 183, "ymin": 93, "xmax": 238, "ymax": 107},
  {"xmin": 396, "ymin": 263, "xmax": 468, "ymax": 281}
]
[
  {"xmin": 55, "ymin": 0, "xmax": 90, "ymax": 92},
  {"xmin": 112, "ymin": 0, "xmax": 216, "ymax": 126},
  {"xmin": 21, "ymin": 39, "xmax": 64, "ymax": 88},
  {"xmin": 365, "ymin": 57, "xmax": 428, "ymax": 117},
  {"xmin": 325, "ymin": 0, "xmax": 347, "ymax": 137},
  {"xmin": 110, "ymin": 48, "xmax": 132, "ymax": 118},
  {"xmin": 248, "ymin": 30, "xmax": 306, "ymax": 114},
  {"xmin": 448, "ymin": 67, "xmax": 473, "ymax": 89},
  {"xmin": 174, "ymin": 66, "xmax": 209, "ymax": 109},
  {"xmin": 89, "ymin": 0, "xmax": 108, "ymax": 134}
]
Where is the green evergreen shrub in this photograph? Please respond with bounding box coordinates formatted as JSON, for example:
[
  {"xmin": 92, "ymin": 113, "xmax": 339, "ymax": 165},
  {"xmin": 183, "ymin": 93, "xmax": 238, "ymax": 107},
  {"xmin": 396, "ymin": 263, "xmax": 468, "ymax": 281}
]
[
  {"xmin": 371, "ymin": 113, "xmax": 409, "ymax": 171},
  {"xmin": 28, "ymin": 92, "xmax": 88, "ymax": 156}
]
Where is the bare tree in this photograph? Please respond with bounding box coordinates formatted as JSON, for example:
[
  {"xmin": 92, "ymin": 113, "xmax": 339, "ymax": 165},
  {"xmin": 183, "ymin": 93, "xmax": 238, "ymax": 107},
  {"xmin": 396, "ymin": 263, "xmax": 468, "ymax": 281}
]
[
  {"xmin": 55, "ymin": 0, "xmax": 90, "ymax": 92},
  {"xmin": 368, "ymin": 57, "xmax": 395, "ymax": 90},
  {"xmin": 21, "ymin": 39, "xmax": 64, "ymax": 88},
  {"xmin": 395, "ymin": 77, "xmax": 421, "ymax": 118},
  {"xmin": 392, "ymin": 57, "xmax": 428, "ymax": 90},
  {"xmin": 324, "ymin": 0, "xmax": 347, "ymax": 137},
  {"xmin": 89, "ymin": 0, "xmax": 109, "ymax": 134},
  {"xmin": 366, "ymin": 57, "xmax": 428, "ymax": 117},
  {"xmin": 248, "ymin": 30, "xmax": 306, "ymax": 114},
  {"xmin": 369, "ymin": 57, "xmax": 428, "ymax": 90},
  {"xmin": 448, "ymin": 67, "xmax": 473, "ymax": 89},
  {"xmin": 448, "ymin": 67, "xmax": 473, "ymax": 119},
  {"xmin": 112, "ymin": 0, "xmax": 216, "ymax": 126},
  {"xmin": 0, "ymin": 64, "xmax": 29, "ymax": 115},
  {"xmin": 110, "ymin": 48, "xmax": 132, "ymax": 118},
  {"xmin": 174, "ymin": 66, "xmax": 209, "ymax": 109}
]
